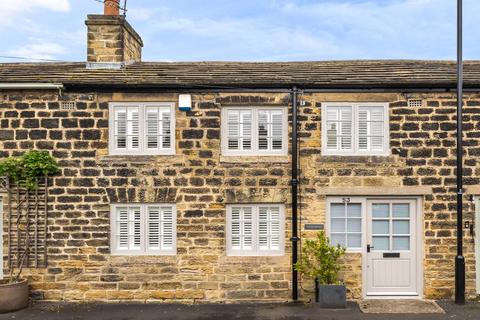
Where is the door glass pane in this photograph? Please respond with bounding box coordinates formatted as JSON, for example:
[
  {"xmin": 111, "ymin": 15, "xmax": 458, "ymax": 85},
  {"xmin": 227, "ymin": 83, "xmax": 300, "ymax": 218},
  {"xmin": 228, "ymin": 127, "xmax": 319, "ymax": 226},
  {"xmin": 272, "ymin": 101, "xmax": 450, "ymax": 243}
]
[
  {"xmin": 331, "ymin": 204, "xmax": 345, "ymax": 217},
  {"xmin": 372, "ymin": 220, "xmax": 389, "ymax": 234},
  {"xmin": 393, "ymin": 236, "xmax": 410, "ymax": 250},
  {"xmin": 347, "ymin": 218, "xmax": 361, "ymax": 232},
  {"xmin": 393, "ymin": 220, "xmax": 409, "ymax": 234},
  {"xmin": 372, "ymin": 204, "xmax": 389, "ymax": 218},
  {"xmin": 347, "ymin": 234, "xmax": 361, "ymax": 248},
  {"xmin": 347, "ymin": 203, "xmax": 361, "ymax": 217},
  {"xmin": 393, "ymin": 204, "xmax": 410, "ymax": 218},
  {"xmin": 331, "ymin": 234, "xmax": 346, "ymax": 247},
  {"xmin": 372, "ymin": 236, "xmax": 389, "ymax": 250},
  {"xmin": 331, "ymin": 218, "xmax": 345, "ymax": 232}
]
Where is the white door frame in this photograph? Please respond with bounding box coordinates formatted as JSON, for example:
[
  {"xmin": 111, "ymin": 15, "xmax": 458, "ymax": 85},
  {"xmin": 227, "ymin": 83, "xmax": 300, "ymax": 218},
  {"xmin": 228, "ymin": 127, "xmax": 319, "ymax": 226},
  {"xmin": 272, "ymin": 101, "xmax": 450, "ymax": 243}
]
[
  {"xmin": 475, "ymin": 197, "xmax": 480, "ymax": 294},
  {"xmin": 0, "ymin": 197, "xmax": 3, "ymax": 279},
  {"xmin": 361, "ymin": 197, "xmax": 424, "ymax": 299}
]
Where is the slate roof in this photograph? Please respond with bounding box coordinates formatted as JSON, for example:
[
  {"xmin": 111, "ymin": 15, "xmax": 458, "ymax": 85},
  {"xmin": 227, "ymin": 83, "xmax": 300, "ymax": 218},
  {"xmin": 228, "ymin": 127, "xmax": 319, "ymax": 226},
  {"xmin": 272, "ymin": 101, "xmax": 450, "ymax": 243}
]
[{"xmin": 1, "ymin": 60, "xmax": 480, "ymax": 90}]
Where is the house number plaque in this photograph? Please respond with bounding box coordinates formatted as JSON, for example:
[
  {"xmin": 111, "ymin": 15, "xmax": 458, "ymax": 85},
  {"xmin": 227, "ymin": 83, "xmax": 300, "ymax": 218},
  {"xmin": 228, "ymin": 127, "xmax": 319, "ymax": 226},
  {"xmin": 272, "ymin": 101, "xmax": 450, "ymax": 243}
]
[{"xmin": 304, "ymin": 224, "xmax": 324, "ymax": 230}]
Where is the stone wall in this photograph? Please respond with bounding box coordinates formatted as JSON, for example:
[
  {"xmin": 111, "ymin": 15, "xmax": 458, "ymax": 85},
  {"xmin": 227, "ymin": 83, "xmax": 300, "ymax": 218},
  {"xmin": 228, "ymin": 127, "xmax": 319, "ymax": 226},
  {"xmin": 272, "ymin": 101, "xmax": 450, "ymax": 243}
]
[{"xmin": 0, "ymin": 90, "xmax": 478, "ymax": 302}]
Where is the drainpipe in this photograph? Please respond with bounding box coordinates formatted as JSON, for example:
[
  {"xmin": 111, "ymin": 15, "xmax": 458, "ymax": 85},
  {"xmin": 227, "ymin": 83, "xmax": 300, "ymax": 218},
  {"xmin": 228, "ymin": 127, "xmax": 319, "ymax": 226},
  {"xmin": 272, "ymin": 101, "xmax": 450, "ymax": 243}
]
[
  {"xmin": 291, "ymin": 87, "xmax": 299, "ymax": 301},
  {"xmin": 455, "ymin": 0, "xmax": 465, "ymax": 305}
]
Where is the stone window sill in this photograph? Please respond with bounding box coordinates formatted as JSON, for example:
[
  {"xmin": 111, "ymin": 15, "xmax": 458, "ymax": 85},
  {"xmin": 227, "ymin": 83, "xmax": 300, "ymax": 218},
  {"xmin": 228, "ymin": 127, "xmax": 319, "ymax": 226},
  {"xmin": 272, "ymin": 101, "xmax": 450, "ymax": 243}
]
[
  {"xmin": 99, "ymin": 154, "xmax": 183, "ymax": 163},
  {"xmin": 317, "ymin": 155, "xmax": 397, "ymax": 164},
  {"xmin": 219, "ymin": 255, "xmax": 289, "ymax": 265},
  {"xmin": 220, "ymin": 155, "xmax": 289, "ymax": 164}
]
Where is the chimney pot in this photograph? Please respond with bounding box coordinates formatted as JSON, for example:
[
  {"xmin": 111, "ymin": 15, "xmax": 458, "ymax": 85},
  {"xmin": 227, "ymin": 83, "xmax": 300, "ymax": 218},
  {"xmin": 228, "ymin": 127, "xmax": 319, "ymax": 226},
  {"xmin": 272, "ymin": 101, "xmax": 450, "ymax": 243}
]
[{"xmin": 104, "ymin": 0, "xmax": 120, "ymax": 16}]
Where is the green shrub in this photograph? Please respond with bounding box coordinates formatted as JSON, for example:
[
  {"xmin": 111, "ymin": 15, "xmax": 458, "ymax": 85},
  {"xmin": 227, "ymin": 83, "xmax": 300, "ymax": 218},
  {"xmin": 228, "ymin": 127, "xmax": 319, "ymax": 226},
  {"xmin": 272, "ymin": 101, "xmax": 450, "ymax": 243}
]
[
  {"xmin": 294, "ymin": 231, "xmax": 346, "ymax": 285},
  {"xmin": 0, "ymin": 150, "xmax": 59, "ymax": 190}
]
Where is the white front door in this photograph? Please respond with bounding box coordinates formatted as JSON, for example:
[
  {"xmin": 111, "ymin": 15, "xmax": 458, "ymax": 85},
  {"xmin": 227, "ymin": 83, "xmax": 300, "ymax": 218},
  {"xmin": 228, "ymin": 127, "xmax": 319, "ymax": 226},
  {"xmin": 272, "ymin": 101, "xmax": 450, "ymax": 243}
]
[
  {"xmin": 365, "ymin": 199, "xmax": 420, "ymax": 297},
  {"xmin": 475, "ymin": 197, "xmax": 480, "ymax": 294},
  {"xmin": 0, "ymin": 198, "xmax": 3, "ymax": 279}
]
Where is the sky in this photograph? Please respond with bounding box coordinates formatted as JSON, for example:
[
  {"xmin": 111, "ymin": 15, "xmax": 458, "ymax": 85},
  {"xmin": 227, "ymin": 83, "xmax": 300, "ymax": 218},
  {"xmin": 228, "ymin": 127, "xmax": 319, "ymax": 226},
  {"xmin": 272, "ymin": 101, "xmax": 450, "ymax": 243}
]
[{"xmin": 0, "ymin": 0, "xmax": 479, "ymax": 62}]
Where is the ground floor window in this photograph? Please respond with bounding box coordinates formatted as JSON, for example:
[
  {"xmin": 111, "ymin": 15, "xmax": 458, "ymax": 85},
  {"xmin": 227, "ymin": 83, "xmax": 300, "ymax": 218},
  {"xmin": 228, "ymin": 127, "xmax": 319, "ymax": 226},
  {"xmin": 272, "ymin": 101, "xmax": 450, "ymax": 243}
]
[
  {"xmin": 328, "ymin": 199, "xmax": 363, "ymax": 250},
  {"xmin": 226, "ymin": 204, "xmax": 285, "ymax": 256},
  {"xmin": 110, "ymin": 204, "xmax": 176, "ymax": 255},
  {"xmin": 326, "ymin": 197, "xmax": 414, "ymax": 252}
]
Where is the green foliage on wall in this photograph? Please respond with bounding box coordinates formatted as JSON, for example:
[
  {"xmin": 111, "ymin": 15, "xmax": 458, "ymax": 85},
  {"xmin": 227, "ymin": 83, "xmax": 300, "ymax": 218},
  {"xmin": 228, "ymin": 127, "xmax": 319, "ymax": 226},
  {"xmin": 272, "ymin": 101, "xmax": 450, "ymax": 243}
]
[{"xmin": 0, "ymin": 150, "xmax": 59, "ymax": 190}]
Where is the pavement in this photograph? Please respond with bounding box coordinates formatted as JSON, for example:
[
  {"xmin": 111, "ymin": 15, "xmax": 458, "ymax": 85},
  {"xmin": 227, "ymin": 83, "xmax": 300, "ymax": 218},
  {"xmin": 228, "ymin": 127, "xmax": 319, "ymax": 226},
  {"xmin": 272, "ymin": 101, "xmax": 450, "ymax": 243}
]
[{"xmin": 0, "ymin": 301, "xmax": 479, "ymax": 320}]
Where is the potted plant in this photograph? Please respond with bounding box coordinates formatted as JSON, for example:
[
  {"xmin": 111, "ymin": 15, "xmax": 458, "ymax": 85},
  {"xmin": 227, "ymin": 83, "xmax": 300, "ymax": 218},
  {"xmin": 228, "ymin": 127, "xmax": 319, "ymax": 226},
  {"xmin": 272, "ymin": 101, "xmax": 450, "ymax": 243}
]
[
  {"xmin": 0, "ymin": 151, "xmax": 59, "ymax": 313},
  {"xmin": 295, "ymin": 231, "xmax": 346, "ymax": 308}
]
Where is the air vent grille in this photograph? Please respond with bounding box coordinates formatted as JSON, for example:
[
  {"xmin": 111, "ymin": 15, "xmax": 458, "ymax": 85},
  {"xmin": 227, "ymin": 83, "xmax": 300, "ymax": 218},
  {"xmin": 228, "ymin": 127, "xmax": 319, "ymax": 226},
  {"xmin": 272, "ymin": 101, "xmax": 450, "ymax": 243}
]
[
  {"xmin": 408, "ymin": 99, "xmax": 423, "ymax": 108},
  {"xmin": 60, "ymin": 101, "xmax": 77, "ymax": 110}
]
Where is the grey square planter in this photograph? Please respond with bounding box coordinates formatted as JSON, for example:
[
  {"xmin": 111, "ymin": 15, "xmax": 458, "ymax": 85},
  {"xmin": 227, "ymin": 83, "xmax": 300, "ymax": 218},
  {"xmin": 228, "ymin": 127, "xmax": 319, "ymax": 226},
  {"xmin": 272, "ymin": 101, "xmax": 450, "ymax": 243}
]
[{"xmin": 315, "ymin": 281, "xmax": 346, "ymax": 309}]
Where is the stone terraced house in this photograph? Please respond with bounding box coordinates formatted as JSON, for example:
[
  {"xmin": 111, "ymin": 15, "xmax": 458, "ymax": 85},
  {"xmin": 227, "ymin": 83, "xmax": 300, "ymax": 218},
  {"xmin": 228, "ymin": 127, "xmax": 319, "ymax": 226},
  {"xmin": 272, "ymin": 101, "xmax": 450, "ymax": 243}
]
[{"xmin": 1, "ymin": 2, "xmax": 480, "ymax": 303}]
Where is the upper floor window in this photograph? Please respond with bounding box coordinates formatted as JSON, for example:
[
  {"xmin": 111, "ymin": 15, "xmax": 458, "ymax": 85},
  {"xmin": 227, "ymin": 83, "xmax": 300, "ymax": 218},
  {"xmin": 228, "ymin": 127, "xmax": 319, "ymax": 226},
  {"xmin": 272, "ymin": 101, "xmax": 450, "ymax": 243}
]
[
  {"xmin": 110, "ymin": 203, "xmax": 176, "ymax": 255},
  {"xmin": 221, "ymin": 107, "xmax": 288, "ymax": 156},
  {"xmin": 226, "ymin": 204, "xmax": 285, "ymax": 256},
  {"xmin": 321, "ymin": 103, "xmax": 389, "ymax": 156},
  {"xmin": 109, "ymin": 102, "xmax": 175, "ymax": 155}
]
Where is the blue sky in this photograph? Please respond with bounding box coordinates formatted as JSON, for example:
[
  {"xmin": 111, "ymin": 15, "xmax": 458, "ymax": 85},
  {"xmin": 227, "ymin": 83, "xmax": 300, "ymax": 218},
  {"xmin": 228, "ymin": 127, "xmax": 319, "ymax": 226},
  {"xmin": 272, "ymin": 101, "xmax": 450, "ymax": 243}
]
[{"xmin": 0, "ymin": 0, "xmax": 479, "ymax": 62}]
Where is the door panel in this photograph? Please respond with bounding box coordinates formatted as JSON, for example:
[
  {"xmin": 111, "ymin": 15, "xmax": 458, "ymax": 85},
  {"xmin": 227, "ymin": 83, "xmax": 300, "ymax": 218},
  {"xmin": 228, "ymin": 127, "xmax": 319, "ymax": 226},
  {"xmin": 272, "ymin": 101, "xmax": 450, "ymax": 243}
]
[
  {"xmin": 0, "ymin": 198, "xmax": 2, "ymax": 279},
  {"xmin": 366, "ymin": 199, "xmax": 418, "ymax": 296}
]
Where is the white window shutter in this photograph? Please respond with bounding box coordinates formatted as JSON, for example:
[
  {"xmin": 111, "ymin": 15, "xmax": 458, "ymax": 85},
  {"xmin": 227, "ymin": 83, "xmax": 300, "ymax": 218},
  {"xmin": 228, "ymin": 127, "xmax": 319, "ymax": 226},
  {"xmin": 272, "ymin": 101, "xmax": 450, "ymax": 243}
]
[
  {"xmin": 230, "ymin": 206, "xmax": 253, "ymax": 251},
  {"xmin": 227, "ymin": 110, "xmax": 240, "ymax": 150},
  {"xmin": 110, "ymin": 103, "xmax": 175, "ymax": 155},
  {"xmin": 269, "ymin": 207, "xmax": 281, "ymax": 250},
  {"xmin": 112, "ymin": 204, "xmax": 176, "ymax": 255},
  {"xmin": 147, "ymin": 206, "xmax": 160, "ymax": 250},
  {"xmin": 117, "ymin": 207, "xmax": 129, "ymax": 249},
  {"xmin": 258, "ymin": 111, "xmax": 269, "ymax": 150},
  {"xmin": 358, "ymin": 107, "xmax": 385, "ymax": 151},
  {"xmin": 242, "ymin": 207, "xmax": 253, "ymax": 250},
  {"xmin": 325, "ymin": 106, "xmax": 353, "ymax": 152},
  {"xmin": 146, "ymin": 108, "xmax": 159, "ymax": 149},
  {"xmin": 326, "ymin": 108, "xmax": 339, "ymax": 150},
  {"xmin": 228, "ymin": 204, "xmax": 283, "ymax": 256},
  {"xmin": 161, "ymin": 111, "xmax": 171, "ymax": 149},
  {"xmin": 241, "ymin": 111, "xmax": 252, "ymax": 150},
  {"xmin": 258, "ymin": 207, "xmax": 269, "ymax": 249},
  {"xmin": 127, "ymin": 108, "xmax": 140, "ymax": 150},
  {"xmin": 340, "ymin": 108, "xmax": 353, "ymax": 150},
  {"xmin": 271, "ymin": 111, "xmax": 283, "ymax": 150},
  {"xmin": 115, "ymin": 109, "xmax": 127, "ymax": 149},
  {"xmin": 161, "ymin": 206, "xmax": 174, "ymax": 249},
  {"xmin": 370, "ymin": 108, "xmax": 385, "ymax": 150},
  {"xmin": 231, "ymin": 207, "xmax": 241, "ymax": 249},
  {"xmin": 258, "ymin": 206, "xmax": 281, "ymax": 251},
  {"xmin": 131, "ymin": 207, "xmax": 141, "ymax": 249},
  {"xmin": 358, "ymin": 109, "xmax": 368, "ymax": 150}
]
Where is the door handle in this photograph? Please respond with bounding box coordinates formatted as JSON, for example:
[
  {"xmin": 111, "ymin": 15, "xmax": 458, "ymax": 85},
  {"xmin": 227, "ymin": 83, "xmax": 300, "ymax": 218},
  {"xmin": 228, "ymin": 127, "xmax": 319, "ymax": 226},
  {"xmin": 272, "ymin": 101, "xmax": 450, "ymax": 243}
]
[{"xmin": 367, "ymin": 244, "xmax": 374, "ymax": 253}]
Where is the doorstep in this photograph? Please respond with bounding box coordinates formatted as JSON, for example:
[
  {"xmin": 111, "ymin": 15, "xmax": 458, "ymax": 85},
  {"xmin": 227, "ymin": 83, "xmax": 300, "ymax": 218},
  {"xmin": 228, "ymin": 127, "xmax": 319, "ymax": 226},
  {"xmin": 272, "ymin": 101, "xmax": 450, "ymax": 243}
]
[{"xmin": 359, "ymin": 299, "xmax": 445, "ymax": 314}]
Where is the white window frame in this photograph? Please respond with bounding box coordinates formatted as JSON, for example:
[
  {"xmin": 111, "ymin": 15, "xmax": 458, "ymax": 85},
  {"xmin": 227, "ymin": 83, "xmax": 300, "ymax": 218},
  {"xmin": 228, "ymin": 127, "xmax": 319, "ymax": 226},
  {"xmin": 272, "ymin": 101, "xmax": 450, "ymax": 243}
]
[
  {"xmin": 321, "ymin": 102, "xmax": 390, "ymax": 156},
  {"xmin": 226, "ymin": 204, "xmax": 285, "ymax": 256},
  {"xmin": 326, "ymin": 197, "xmax": 367, "ymax": 253},
  {"xmin": 221, "ymin": 106, "xmax": 288, "ymax": 156},
  {"xmin": 108, "ymin": 102, "xmax": 176, "ymax": 156},
  {"xmin": 110, "ymin": 203, "xmax": 177, "ymax": 255}
]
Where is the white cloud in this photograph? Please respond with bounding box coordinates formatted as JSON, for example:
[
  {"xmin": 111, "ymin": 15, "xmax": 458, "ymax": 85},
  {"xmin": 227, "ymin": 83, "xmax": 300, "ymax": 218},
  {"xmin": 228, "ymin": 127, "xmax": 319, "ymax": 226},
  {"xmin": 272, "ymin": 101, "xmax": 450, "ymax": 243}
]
[
  {"xmin": 8, "ymin": 41, "xmax": 67, "ymax": 60},
  {"xmin": 135, "ymin": 5, "xmax": 344, "ymax": 61},
  {"xmin": 137, "ymin": 0, "xmax": 480, "ymax": 61},
  {"xmin": 0, "ymin": 0, "xmax": 70, "ymax": 28}
]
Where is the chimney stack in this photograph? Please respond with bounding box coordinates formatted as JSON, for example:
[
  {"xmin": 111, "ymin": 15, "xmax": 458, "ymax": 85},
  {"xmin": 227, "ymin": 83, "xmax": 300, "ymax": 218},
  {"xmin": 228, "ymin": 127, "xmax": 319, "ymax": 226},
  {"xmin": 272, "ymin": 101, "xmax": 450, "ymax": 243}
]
[
  {"xmin": 104, "ymin": 0, "xmax": 120, "ymax": 16},
  {"xmin": 85, "ymin": 0, "xmax": 143, "ymax": 67}
]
